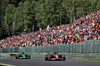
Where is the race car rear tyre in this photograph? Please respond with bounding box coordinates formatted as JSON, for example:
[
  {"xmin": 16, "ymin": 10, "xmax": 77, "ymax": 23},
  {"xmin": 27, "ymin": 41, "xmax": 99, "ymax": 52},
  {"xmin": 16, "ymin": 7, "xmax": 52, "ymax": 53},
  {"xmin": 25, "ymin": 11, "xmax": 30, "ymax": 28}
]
[
  {"xmin": 48, "ymin": 55, "xmax": 51, "ymax": 61},
  {"xmin": 62, "ymin": 57, "xmax": 66, "ymax": 61},
  {"xmin": 45, "ymin": 54, "xmax": 51, "ymax": 61},
  {"xmin": 16, "ymin": 55, "xmax": 19, "ymax": 59},
  {"xmin": 45, "ymin": 55, "xmax": 48, "ymax": 61},
  {"xmin": 45, "ymin": 57, "xmax": 48, "ymax": 61}
]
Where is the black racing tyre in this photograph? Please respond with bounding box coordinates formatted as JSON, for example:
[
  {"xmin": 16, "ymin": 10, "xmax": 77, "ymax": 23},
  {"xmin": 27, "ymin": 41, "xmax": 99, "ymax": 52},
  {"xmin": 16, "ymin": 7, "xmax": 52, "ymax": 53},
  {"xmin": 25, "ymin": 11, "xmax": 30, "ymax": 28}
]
[
  {"xmin": 62, "ymin": 57, "xmax": 66, "ymax": 61},
  {"xmin": 45, "ymin": 57, "xmax": 48, "ymax": 61},
  {"xmin": 48, "ymin": 55, "xmax": 51, "ymax": 61},
  {"xmin": 25, "ymin": 54, "xmax": 31, "ymax": 59},
  {"xmin": 61, "ymin": 55, "xmax": 66, "ymax": 61},
  {"xmin": 28, "ymin": 55, "xmax": 31, "ymax": 59},
  {"xmin": 16, "ymin": 54, "xmax": 19, "ymax": 59},
  {"xmin": 45, "ymin": 55, "xmax": 48, "ymax": 61},
  {"xmin": 45, "ymin": 54, "xmax": 51, "ymax": 61},
  {"xmin": 45, "ymin": 58, "xmax": 48, "ymax": 61}
]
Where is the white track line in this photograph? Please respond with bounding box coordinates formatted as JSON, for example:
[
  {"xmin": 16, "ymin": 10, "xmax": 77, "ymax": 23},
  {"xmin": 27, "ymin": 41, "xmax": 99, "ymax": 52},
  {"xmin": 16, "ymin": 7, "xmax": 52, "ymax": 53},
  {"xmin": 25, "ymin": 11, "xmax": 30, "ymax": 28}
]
[{"xmin": 0, "ymin": 63, "xmax": 14, "ymax": 66}]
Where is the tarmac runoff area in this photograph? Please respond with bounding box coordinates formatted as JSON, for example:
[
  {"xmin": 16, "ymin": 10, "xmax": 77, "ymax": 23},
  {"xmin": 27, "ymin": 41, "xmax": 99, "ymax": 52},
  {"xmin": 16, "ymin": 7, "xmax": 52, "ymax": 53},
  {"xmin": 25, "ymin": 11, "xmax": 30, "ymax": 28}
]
[{"xmin": 0, "ymin": 58, "xmax": 100, "ymax": 66}]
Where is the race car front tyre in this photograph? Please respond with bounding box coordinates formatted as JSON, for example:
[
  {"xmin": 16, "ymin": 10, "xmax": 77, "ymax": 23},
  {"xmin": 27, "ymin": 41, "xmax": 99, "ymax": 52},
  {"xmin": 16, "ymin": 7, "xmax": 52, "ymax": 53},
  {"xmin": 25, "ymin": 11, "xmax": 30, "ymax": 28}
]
[
  {"xmin": 28, "ymin": 55, "xmax": 31, "ymax": 59},
  {"xmin": 26, "ymin": 54, "xmax": 31, "ymax": 59},
  {"xmin": 45, "ymin": 54, "xmax": 51, "ymax": 61},
  {"xmin": 48, "ymin": 55, "xmax": 51, "ymax": 61},
  {"xmin": 61, "ymin": 55, "xmax": 66, "ymax": 61},
  {"xmin": 45, "ymin": 57, "xmax": 48, "ymax": 61},
  {"xmin": 45, "ymin": 55, "xmax": 48, "ymax": 61}
]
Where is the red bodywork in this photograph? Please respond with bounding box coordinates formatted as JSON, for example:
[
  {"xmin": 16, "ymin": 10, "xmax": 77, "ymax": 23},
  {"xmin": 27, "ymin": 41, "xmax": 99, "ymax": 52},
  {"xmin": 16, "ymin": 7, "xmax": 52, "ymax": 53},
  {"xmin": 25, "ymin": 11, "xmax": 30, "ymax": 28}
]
[
  {"xmin": 54, "ymin": 55, "xmax": 59, "ymax": 59},
  {"xmin": 10, "ymin": 54, "xmax": 16, "ymax": 57}
]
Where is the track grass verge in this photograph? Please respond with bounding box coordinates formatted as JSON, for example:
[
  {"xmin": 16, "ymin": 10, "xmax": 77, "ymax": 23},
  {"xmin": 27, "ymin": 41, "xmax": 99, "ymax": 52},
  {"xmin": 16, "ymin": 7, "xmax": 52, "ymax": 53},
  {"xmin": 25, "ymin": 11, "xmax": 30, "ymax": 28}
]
[
  {"xmin": 31, "ymin": 57, "xmax": 100, "ymax": 61},
  {"xmin": 67, "ymin": 58, "xmax": 100, "ymax": 61}
]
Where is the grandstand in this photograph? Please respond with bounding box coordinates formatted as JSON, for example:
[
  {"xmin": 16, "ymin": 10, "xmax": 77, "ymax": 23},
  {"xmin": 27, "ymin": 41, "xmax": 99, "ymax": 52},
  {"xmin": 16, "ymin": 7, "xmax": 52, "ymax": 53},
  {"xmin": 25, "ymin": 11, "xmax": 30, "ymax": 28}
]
[{"xmin": 0, "ymin": 10, "xmax": 100, "ymax": 48}]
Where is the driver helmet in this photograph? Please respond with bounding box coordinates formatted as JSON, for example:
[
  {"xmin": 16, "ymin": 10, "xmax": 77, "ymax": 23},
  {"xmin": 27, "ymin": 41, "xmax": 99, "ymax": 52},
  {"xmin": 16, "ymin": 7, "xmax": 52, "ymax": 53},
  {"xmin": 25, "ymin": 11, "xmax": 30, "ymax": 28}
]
[
  {"xmin": 54, "ymin": 51, "xmax": 57, "ymax": 55},
  {"xmin": 22, "ymin": 52, "xmax": 24, "ymax": 54}
]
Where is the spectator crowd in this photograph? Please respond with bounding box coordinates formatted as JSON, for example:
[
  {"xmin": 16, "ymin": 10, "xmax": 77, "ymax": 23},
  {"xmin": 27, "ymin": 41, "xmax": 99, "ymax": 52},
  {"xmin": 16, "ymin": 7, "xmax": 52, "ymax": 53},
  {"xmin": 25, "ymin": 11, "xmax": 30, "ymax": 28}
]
[{"xmin": 0, "ymin": 10, "xmax": 100, "ymax": 48}]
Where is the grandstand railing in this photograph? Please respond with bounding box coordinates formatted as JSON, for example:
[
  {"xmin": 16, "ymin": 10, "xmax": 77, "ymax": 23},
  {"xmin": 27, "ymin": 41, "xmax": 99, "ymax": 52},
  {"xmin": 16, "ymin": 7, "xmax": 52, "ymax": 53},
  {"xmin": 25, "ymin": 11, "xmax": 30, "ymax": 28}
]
[{"xmin": 0, "ymin": 40, "xmax": 100, "ymax": 53}]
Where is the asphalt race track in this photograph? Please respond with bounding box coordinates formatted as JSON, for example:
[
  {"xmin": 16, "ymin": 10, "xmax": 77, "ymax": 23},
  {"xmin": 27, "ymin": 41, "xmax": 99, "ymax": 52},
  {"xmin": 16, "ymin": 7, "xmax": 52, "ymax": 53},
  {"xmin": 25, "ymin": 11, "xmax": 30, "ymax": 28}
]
[{"xmin": 0, "ymin": 58, "xmax": 100, "ymax": 66}]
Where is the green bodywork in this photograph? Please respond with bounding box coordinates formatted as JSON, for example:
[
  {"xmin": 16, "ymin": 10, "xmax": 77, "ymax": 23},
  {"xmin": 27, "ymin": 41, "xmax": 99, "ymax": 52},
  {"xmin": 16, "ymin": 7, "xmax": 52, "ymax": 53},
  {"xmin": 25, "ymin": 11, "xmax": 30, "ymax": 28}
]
[{"xmin": 17, "ymin": 53, "xmax": 30, "ymax": 59}]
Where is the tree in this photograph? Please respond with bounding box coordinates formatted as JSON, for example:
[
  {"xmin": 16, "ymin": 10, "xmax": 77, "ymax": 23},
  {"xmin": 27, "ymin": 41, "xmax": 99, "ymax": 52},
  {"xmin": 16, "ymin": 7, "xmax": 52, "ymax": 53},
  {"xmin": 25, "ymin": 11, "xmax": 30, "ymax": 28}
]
[
  {"xmin": 23, "ymin": 1, "xmax": 36, "ymax": 32},
  {"xmin": 4, "ymin": 4, "xmax": 15, "ymax": 35},
  {"xmin": 96, "ymin": 0, "xmax": 100, "ymax": 10},
  {"xmin": 89, "ymin": 0, "xmax": 98, "ymax": 13},
  {"xmin": 35, "ymin": 0, "xmax": 67, "ymax": 29}
]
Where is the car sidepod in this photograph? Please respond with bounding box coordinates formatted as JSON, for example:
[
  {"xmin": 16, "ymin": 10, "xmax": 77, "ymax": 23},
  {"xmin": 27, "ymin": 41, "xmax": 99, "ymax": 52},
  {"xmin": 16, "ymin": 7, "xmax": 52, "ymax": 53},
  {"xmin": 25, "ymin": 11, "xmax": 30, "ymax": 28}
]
[{"xmin": 15, "ymin": 54, "xmax": 31, "ymax": 59}]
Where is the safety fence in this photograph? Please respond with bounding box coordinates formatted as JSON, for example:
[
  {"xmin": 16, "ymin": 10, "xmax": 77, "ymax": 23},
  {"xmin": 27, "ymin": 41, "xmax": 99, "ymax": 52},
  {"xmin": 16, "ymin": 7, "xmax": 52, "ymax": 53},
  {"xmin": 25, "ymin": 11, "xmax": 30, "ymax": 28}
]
[{"xmin": 0, "ymin": 40, "xmax": 100, "ymax": 53}]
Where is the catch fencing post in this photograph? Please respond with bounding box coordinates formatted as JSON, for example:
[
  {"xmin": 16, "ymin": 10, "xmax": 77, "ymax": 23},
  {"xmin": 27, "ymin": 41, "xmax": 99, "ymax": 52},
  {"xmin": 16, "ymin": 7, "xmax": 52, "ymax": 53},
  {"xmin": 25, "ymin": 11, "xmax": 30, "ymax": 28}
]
[
  {"xmin": 18, "ymin": 46, "xmax": 21, "ymax": 53},
  {"xmin": 0, "ymin": 48, "xmax": 1, "ymax": 58},
  {"xmin": 45, "ymin": 44, "xmax": 47, "ymax": 53}
]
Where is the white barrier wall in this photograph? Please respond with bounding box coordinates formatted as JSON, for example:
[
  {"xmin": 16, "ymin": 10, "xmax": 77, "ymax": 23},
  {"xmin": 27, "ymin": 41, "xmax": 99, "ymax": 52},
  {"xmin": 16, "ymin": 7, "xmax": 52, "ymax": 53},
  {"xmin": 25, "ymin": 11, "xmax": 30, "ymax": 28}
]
[{"xmin": 0, "ymin": 53, "xmax": 100, "ymax": 60}]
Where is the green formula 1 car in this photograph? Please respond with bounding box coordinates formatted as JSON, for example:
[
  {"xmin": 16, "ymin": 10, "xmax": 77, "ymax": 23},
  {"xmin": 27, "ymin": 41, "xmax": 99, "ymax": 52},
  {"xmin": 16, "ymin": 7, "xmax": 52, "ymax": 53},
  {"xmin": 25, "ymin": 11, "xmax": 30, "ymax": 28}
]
[{"xmin": 10, "ymin": 52, "xmax": 31, "ymax": 59}]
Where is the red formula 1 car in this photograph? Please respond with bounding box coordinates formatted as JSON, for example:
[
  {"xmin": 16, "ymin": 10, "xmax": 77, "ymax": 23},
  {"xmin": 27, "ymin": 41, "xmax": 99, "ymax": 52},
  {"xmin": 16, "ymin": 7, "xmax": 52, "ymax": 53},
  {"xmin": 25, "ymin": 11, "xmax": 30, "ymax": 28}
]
[{"xmin": 45, "ymin": 52, "xmax": 66, "ymax": 61}]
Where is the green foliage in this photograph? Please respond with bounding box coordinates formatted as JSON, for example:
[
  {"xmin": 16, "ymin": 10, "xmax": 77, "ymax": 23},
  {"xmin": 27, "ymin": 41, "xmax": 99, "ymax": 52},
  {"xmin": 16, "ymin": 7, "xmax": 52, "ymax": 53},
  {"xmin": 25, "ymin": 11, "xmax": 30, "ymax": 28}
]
[
  {"xmin": 4, "ymin": 4, "xmax": 15, "ymax": 34},
  {"xmin": 35, "ymin": 0, "xmax": 67, "ymax": 28}
]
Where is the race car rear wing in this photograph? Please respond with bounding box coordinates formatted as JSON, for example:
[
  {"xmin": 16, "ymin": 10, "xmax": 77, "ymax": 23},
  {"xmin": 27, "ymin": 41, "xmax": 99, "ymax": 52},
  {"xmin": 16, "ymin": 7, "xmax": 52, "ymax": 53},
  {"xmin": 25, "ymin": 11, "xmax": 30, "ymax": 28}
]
[{"xmin": 10, "ymin": 54, "xmax": 16, "ymax": 57}]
